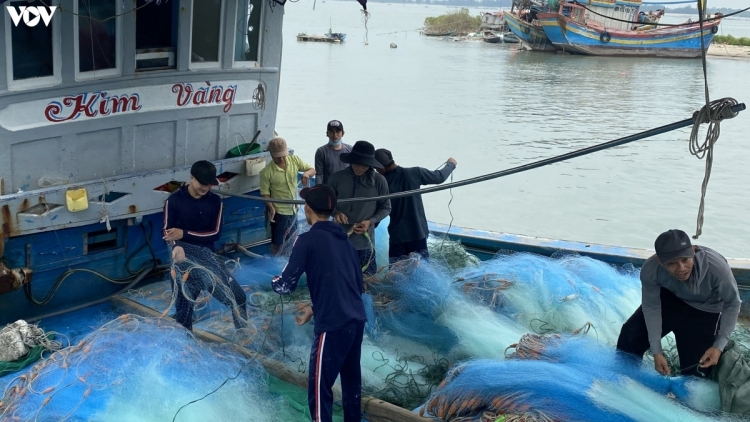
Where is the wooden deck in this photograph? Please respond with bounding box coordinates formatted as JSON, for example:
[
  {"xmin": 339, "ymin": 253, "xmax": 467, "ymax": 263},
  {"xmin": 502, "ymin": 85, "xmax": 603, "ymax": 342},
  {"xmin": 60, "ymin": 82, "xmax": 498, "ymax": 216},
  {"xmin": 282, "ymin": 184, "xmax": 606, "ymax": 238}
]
[{"xmin": 296, "ymin": 34, "xmax": 342, "ymax": 43}]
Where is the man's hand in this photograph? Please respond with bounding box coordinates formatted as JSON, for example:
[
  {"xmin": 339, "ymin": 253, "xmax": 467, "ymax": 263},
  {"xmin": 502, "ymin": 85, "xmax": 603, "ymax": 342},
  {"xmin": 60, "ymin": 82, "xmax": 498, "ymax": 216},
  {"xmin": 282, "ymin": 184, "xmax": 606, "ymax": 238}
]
[
  {"xmin": 163, "ymin": 228, "xmax": 184, "ymax": 242},
  {"xmin": 266, "ymin": 204, "xmax": 276, "ymax": 223},
  {"xmin": 699, "ymin": 347, "xmax": 722, "ymax": 368},
  {"xmin": 295, "ymin": 303, "xmax": 314, "ymax": 326},
  {"xmin": 301, "ymin": 170, "xmax": 315, "ymax": 187},
  {"xmin": 447, "ymin": 157, "xmax": 457, "ymax": 166},
  {"xmin": 353, "ymin": 219, "xmax": 371, "ymax": 235},
  {"xmin": 653, "ymin": 353, "xmax": 670, "ymax": 375},
  {"xmin": 333, "ymin": 212, "xmax": 349, "ymax": 224}
]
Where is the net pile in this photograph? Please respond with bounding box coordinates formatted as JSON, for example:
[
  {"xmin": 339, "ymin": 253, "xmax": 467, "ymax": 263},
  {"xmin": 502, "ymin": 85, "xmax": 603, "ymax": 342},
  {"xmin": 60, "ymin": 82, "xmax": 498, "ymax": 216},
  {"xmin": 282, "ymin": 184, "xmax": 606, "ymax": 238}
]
[
  {"xmin": 419, "ymin": 333, "xmax": 729, "ymax": 422},
  {"xmin": 0, "ymin": 315, "xmax": 299, "ymax": 422}
]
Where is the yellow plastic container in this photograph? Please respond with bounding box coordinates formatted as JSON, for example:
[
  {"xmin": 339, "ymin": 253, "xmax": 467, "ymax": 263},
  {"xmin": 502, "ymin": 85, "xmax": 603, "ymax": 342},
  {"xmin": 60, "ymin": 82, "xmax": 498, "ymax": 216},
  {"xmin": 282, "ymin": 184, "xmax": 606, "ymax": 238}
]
[{"xmin": 66, "ymin": 188, "xmax": 89, "ymax": 212}]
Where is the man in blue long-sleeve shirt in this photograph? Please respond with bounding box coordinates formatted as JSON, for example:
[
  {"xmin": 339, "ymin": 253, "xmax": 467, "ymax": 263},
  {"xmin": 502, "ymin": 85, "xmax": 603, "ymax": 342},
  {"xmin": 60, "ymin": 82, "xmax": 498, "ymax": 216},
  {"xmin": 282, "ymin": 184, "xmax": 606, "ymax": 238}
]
[
  {"xmin": 272, "ymin": 184, "xmax": 367, "ymax": 422},
  {"xmin": 163, "ymin": 160, "xmax": 248, "ymax": 331},
  {"xmin": 374, "ymin": 149, "xmax": 457, "ymax": 261}
]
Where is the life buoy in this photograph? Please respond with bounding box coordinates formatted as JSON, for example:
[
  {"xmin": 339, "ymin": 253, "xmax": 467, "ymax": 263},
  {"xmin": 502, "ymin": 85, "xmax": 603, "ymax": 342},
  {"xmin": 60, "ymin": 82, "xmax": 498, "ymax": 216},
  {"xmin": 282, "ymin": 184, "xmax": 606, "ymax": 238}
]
[
  {"xmin": 711, "ymin": 25, "xmax": 718, "ymax": 34},
  {"xmin": 600, "ymin": 31, "xmax": 611, "ymax": 43}
]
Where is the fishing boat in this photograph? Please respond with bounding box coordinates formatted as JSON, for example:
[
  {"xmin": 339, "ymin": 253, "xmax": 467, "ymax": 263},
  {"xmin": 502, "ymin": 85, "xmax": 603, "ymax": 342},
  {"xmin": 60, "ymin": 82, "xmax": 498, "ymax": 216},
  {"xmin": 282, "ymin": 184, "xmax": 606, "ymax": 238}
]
[
  {"xmin": 537, "ymin": 0, "xmax": 722, "ymax": 57},
  {"xmin": 504, "ymin": 0, "xmax": 557, "ymax": 51},
  {"xmin": 0, "ymin": 0, "xmax": 281, "ymax": 325},
  {"xmin": 483, "ymin": 30, "xmax": 502, "ymax": 43},
  {"xmin": 480, "ymin": 11, "xmax": 506, "ymax": 31}
]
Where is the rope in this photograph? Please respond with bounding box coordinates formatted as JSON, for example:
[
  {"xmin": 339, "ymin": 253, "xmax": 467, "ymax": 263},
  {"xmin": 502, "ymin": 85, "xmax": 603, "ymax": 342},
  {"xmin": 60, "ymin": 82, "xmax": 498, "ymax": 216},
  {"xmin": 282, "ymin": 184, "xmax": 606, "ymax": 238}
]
[
  {"xmin": 214, "ymin": 103, "xmax": 746, "ymax": 206},
  {"xmin": 689, "ymin": 0, "xmax": 741, "ymax": 239}
]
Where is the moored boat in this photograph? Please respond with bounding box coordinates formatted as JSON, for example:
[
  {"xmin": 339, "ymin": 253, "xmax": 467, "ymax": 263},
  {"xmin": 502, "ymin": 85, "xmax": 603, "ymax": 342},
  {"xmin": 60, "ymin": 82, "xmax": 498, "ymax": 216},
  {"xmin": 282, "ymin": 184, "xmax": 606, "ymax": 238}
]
[
  {"xmin": 504, "ymin": 0, "xmax": 557, "ymax": 51},
  {"xmin": 538, "ymin": 0, "xmax": 722, "ymax": 57}
]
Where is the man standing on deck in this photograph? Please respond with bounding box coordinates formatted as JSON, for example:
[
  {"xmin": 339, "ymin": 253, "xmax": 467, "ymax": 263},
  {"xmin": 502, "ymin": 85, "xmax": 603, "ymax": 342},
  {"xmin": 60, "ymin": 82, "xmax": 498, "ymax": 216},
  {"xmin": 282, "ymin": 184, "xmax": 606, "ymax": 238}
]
[
  {"xmin": 374, "ymin": 149, "xmax": 456, "ymax": 262},
  {"xmin": 315, "ymin": 120, "xmax": 352, "ymax": 185},
  {"xmin": 163, "ymin": 160, "xmax": 248, "ymax": 331},
  {"xmin": 271, "ymin": 184, "xmax": 367, "ymax": 422},
  {"xmin": 259, "ymin": 137, "xmax": 316, "ymax": 255},
  {"xmin": 327, "ymin": 141, "xmax": 391, "ymax": 276},
  {"xmin": 616, "ymin": 229, "xmax": 741, "ymax": 376}
]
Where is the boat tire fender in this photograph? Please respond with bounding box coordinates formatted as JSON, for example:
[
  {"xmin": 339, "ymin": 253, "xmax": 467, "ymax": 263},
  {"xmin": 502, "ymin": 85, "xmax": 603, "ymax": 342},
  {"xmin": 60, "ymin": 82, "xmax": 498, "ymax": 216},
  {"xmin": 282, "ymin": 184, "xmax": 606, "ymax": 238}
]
[
  {"xmin": 522, "ymin": 26, "xmax": 530, "ymax": 34},
  {"xmin": 711, "ymin": 25, "xmax": 718, "ymax": 34},
  {"xmin": 600, "ymin": 31, "xmax": 611, "ymax": 43}
]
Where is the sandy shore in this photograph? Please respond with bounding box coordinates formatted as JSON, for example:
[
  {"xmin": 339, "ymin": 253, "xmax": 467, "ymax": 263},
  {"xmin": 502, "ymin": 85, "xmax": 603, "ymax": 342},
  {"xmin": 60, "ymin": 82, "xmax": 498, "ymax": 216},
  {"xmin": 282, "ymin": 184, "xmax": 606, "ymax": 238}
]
[{"xmin": 708, "ymin": 44, "xmax": 750, "ymax": 59}]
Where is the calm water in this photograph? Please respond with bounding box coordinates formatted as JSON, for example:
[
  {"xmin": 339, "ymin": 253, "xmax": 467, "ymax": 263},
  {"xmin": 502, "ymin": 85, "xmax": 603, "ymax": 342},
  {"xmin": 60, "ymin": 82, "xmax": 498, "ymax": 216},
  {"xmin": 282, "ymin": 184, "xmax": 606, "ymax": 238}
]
[{"xmin": 276, "ymin": 2, "xmax": 750, "ymax": 258}]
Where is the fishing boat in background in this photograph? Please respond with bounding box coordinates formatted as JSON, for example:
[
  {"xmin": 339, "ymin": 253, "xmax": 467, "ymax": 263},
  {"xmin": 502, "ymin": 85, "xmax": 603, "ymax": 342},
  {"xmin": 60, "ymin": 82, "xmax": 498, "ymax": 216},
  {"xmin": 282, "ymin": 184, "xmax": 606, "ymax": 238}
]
[
  {"xmin": 480, "ymin": 11, "xmax": 506, "ymax": 32},
  {"xmin": 538, "ymin": 0, "xmax": 722, "ymax": 57},
  {"xmin": 483, "ymin": 30, "xmax": 503, "ymax": 43},
  {"xmin": 504, "ymin": 0, "xmax": 557, "ymax": 51}
]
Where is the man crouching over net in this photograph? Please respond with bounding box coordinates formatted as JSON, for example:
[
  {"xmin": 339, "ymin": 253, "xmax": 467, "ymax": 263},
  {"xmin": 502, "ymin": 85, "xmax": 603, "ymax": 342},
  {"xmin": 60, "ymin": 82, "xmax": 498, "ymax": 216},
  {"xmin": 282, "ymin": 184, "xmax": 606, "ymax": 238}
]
[{"xmin": 162, "ymin": 160, "xmax": 248, "ymax": 331}]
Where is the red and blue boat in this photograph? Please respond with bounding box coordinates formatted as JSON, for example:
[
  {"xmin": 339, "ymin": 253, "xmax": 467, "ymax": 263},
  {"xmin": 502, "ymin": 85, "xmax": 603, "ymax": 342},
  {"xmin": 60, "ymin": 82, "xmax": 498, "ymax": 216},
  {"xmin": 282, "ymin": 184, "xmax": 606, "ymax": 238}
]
[{"xmin": 538, "ymin": 0, "xmax": 721, "ymax": 57}]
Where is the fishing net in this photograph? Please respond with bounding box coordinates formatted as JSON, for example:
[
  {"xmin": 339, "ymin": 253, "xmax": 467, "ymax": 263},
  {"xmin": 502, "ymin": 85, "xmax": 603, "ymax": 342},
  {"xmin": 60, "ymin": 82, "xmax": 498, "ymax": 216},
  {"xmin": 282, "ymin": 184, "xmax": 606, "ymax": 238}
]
[
  {"xmin": 454, "ymin": 251, "xmax": 642, "ymax": 345},
  {"xmin": 0, "ymin": 315, "xmax": 303, "ymax": 422},
  {"xmin": 99, "ymin": 219, "xmax": 744, "ymax": 421},
  {"xmin": 419, "ymin": 333, "xmax": 733, "ymax": 422}
]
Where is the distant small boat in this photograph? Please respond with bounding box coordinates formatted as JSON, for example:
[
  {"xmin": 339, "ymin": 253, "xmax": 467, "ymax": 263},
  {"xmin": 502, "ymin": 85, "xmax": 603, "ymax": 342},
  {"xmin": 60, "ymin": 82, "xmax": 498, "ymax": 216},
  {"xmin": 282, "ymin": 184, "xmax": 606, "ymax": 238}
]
[
  {"xmin": 297, "ymin": 33, "xmax": 342, "ymax": 43},
  {"xmin": 483, "ymin": 31, "xmax": 502, "ymax": 43}
]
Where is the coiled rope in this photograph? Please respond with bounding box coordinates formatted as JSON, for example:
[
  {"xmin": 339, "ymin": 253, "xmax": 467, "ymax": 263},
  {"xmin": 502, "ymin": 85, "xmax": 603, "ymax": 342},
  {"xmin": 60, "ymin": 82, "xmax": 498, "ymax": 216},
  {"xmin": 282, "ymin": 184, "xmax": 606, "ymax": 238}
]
[{"xmin": 690, "ymin": 1, "xmax": 740, "ymax": 239}]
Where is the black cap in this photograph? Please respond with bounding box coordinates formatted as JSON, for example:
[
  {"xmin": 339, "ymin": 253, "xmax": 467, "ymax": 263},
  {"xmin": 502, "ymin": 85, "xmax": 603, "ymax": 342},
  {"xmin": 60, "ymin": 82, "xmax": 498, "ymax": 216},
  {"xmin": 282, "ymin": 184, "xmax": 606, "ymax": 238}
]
[
  {"xmin": 655, "ymin": 229, "xmax": 694, "ymax": 263},
  {"xmin": 374, "ymin": 149, "xmax": 394, "ymax": 168},
  {"xmin": 190, "ymin": 160, "xmax": 220, "ymax": 186},
  {"xmin": 300, "ymin": 185, "xmax": 337, "ymax": 214},
  {"xmin": 327, "ymin": 120, "xmax": 344, "ymax": 132}
]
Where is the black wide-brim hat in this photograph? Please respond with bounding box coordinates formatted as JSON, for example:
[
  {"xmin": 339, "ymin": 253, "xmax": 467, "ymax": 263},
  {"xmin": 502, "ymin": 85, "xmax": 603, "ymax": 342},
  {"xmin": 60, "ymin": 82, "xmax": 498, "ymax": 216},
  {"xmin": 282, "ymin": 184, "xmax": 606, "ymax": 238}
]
[{"xmin": 340, "ymin": 140, "xmax": 383, "ymax": 169}]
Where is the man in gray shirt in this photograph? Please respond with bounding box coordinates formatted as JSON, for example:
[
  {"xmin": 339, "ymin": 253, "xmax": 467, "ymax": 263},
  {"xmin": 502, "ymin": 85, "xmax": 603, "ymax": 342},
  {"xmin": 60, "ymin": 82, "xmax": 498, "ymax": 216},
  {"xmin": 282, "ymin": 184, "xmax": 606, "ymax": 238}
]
[
  {"xmin": 616, "ymin": 229, "xmax": 741, "ymax": 376},
  {"xmin": 327, "ymin": 141, "xmax": 391, "ymax": 276},
  {"xmin": 315, "ymin": 120, "xmax": 352, "ymax": 185}
]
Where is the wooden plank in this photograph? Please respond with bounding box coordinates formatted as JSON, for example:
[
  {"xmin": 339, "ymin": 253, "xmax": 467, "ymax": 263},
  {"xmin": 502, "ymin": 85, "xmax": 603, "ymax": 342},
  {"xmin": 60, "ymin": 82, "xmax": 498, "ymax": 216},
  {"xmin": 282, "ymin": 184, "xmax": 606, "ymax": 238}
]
[{"xmin": 111, "ymin": 295, "xmax": 431, "ymax": 422}]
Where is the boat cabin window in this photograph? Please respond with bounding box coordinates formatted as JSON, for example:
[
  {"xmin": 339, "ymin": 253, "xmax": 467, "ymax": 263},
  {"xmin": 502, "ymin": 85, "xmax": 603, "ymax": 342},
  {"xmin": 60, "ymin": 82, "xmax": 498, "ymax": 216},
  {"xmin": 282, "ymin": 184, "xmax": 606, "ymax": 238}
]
[
  {"xmin": 191, "ymin": 0, "xmax": 224, "ymax": 68},
  {"xmin": 4, "ymin": 0, "xmax": 61, "ymax": 90},
  {"xmin": 76, "ymin": 0, "xmax": 121, "ymax": 79},
  {"xmin": 234, "ymin": 0, "xmax": 262, "ymax": 66},
  {"xmin": 135, "ymin": 0, "xmax": 178, "ymax": 71}
]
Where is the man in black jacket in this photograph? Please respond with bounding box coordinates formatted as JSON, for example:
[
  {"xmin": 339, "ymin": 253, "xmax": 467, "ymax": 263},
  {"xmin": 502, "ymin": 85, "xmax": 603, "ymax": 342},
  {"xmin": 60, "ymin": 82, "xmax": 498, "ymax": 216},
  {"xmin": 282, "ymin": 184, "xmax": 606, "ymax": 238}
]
[
  {"xmin": 374, "ymin": 149, "xmax": 456, "ymax": 262},
  {"xmin": 163, "ymin": 160, "xmax": 248, "ymax": 331},
  {"xmin": 272, "ymin": 184, "xmax": 367, "ymax": 422}
]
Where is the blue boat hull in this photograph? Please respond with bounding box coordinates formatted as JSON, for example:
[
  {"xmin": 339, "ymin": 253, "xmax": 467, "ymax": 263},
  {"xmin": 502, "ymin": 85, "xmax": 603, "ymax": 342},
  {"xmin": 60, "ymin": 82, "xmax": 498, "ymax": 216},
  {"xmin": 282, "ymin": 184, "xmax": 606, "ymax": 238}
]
[
  {"xmin": 538, "ymin": 14, "xmax": 720, "ymax": 58},
  {"xmin": 0, "ymin": 193, "xmax": 267, "ymax": 325},
  {"xmin": 504, "ymin": 12, "xmax": 556, "ymax": 51}
]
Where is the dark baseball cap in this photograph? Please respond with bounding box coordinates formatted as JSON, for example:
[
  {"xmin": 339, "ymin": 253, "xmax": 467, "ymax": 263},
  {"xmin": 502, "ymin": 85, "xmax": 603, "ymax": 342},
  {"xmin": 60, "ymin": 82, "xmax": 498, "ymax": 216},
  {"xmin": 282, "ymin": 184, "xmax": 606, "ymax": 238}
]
[
  {"xmin": 190, "ymin": 160, "xmax": 220, "ymax": 186},
  {"xmin": 327, "ymin": 120, "xmax": 344, "ymax": 132},
  {"xmin": 374, "ymin": 149, "xmax": 394, "ymax": 168},
  {"xmin": 300, "ymin": 185, "xmax": 337, "ymax": 214},
  {"xmin": 655, "ymin": 229, "xmax": 694, "ymax": 263}
]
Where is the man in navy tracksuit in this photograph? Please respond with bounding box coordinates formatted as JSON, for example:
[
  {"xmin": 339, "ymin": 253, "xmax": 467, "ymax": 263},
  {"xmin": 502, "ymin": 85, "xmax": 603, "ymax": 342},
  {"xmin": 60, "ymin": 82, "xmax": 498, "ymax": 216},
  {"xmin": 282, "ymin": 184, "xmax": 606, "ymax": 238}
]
[
  {"xmin": 272, "ymin": 184, "xmax": 367, "ymax": 422},
  {"xmin": 163, "ymin": 160, "xmax": 248, "ymax": 331}
]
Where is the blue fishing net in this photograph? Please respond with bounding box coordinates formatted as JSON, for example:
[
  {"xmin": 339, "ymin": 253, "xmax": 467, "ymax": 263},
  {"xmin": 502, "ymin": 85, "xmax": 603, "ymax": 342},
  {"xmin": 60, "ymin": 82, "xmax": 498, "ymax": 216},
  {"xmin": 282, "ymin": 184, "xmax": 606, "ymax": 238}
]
[
  {"xmin": 0, "ymin": 315, "xmax": 305, "ymax": 422},
  {"xmin": 454, "ymin": 252, "xmax": 642, "ymax": 345}
]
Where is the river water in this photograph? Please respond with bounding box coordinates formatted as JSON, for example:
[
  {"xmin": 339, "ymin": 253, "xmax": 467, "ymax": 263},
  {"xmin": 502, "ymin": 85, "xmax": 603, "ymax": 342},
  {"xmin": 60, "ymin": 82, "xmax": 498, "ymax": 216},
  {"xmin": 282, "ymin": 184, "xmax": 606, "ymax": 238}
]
[{"xmin": 276, "ymin": 2, "xmax": 750, "ymax": 258}]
